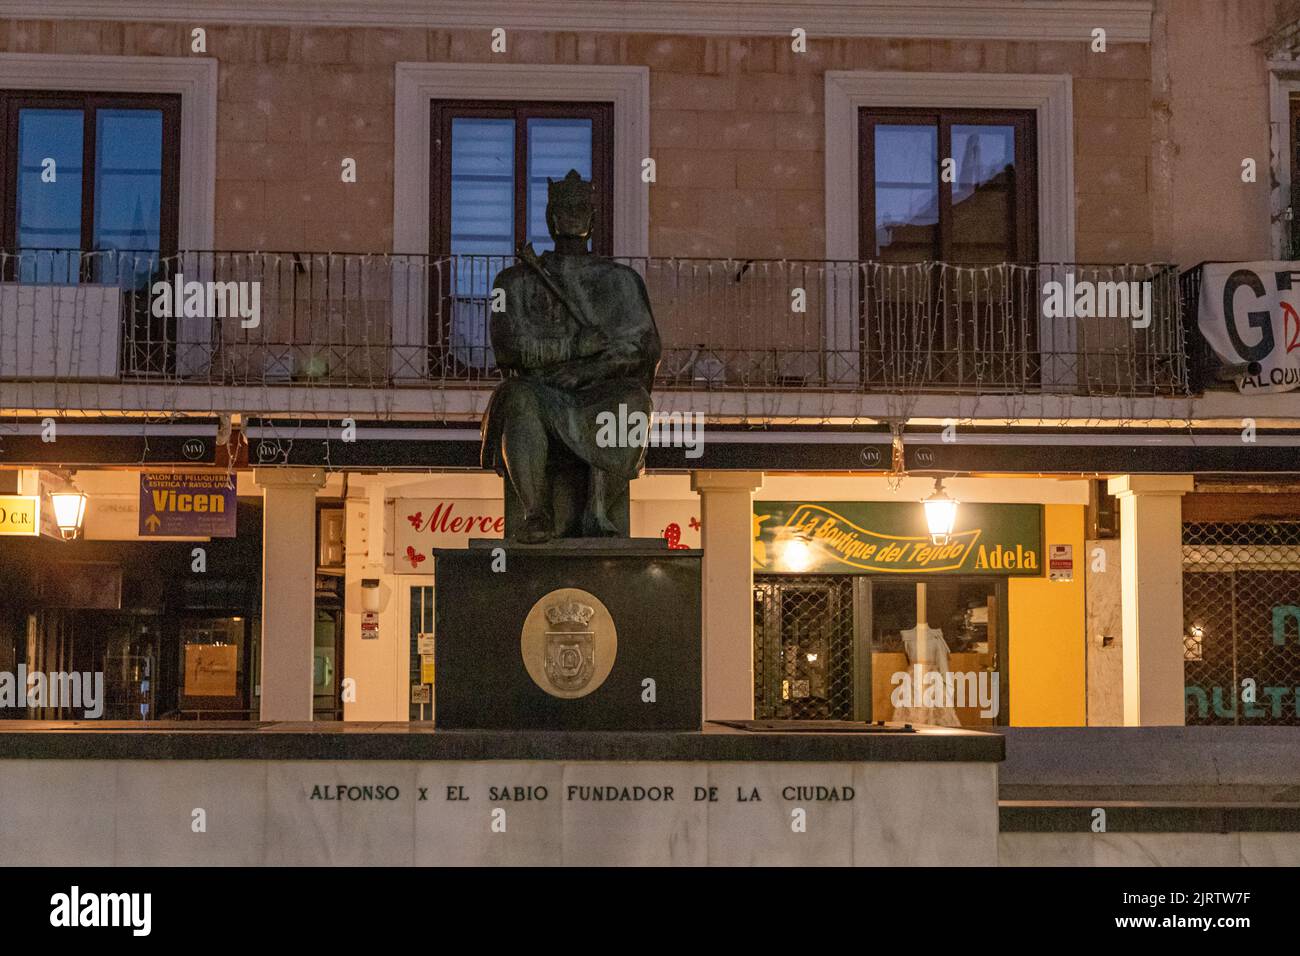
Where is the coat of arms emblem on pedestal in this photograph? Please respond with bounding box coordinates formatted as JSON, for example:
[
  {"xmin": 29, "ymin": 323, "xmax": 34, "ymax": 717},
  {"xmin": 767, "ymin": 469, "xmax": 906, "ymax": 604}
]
[
  {"xmin": 520, "ymin": 587, "xmax": 617, "ymax": 699},
  {"xmin": 543, "ymin": 598, "xmax": 597, "ymax": 691}
]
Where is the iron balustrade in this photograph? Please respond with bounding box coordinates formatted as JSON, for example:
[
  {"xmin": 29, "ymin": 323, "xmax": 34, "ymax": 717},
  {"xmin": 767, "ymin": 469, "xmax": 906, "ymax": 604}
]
[{"xmin": 0, "ymin": 249, "xmax": 1190, "ymax": 397}]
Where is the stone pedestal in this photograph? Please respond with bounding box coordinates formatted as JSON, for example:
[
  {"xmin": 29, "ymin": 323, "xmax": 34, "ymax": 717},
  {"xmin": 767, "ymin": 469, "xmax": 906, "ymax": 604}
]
[{"xmin": 433, "ymin": 539, "xmax": 702, "ymax": 730}]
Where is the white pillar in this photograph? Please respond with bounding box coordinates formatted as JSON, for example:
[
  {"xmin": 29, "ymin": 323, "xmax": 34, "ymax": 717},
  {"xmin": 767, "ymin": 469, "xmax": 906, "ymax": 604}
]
[
  {"xmin": 690, "ymin": 470, "xmax": 763, "ymax": 722},
  {"xmin": 256, "ymin": 467, "xmax": 327, "ymax": 721},
  {"xmin": 1106, "ymin": 474, "xmax": 1195, "ymax": 726},
  {"xmin": 342, "ymin": 478, "xmax": 404, "ymax": 721}
]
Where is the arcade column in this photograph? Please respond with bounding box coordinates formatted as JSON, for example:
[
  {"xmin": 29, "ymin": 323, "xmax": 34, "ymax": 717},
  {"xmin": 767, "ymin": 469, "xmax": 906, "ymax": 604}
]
[
  {"xmin": 690, "ymin": 470, "xmax": 764, "ymax": 722},
  {"xmin": 1106, "ymin": 474, "xmax": 1195, "ymax": 726},
  {"xmin": 256, "ymin": 467, "xmax": 327, "ymax": 721}
]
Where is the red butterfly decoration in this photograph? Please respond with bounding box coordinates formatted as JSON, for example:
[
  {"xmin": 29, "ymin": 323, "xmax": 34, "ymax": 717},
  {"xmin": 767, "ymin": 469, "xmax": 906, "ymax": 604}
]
[
  {"xmin": 688, "ymin": 517, "xmax": 701, "ymax": 531},
  {"xmin": 405, "ymin": 546, "xmax": 427, "ymax": 568},
  {"xmin": 406, "ymin": 511, "xmax": 423, "ymax": 530},
  {"xmin": 661, "ymin": 523, "xmax": 689, "ymax": 550}
]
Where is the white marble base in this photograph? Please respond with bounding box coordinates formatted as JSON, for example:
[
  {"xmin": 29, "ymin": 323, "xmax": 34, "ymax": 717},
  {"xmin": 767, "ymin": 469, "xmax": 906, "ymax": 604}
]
[
  {"xmin": 0, "ymin": 758, "xmax": 999, "ymax": 866},
  {"xmin": 0, "ymin": 760, "xmax": 118, "ymax": 866},
  {"xmin": 707, "ymin": 763, "xmax": 856, "ymax": 866},
  {"xmin": 856, "ymin": 763, "xmax": 998, "ymax": 866},
  {"xmin": 998, "ymin": 832, "xmax": 1300, "ymax": 867},
  {"xmin": 417, "ymin": 761, "xmax": 563, "ymax": 866}
]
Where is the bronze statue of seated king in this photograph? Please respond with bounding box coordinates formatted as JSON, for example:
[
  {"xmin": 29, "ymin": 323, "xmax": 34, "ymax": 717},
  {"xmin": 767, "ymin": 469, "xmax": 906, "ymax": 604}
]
[{"xmin": 480, "ymin": 170, "xmax": 662, "ymax": 543}]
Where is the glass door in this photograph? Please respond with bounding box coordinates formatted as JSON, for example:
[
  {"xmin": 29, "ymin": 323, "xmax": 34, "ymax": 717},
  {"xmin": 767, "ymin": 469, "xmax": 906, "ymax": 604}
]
[
  {"xmin": 101, "ymin": 613, "xmax": 159, "ymax": 720},
  {"xmin": 859, "ymin": 108, "xmax": 1038, "ymax": 390},
  {"xmin": 178, "ymin": 615, "xmax": 249, "ymax": 719},
  {"xmin": 408, "ymin": 584, "xmax": 435, "ymax": 721},
  {"xmin": 0, "ymin": 91, "xmax": 181, "ymax": 374},
  {"xmin": 867, "ymin": 577, "xmax": 1008, "ymax": 726},
  {"xmin": 313, "ymin": 607, "xmax": 342, "ymax": 720},
  {"xmin": 428, "ymin": 100, "xmax": 613, "ymax": 376}
]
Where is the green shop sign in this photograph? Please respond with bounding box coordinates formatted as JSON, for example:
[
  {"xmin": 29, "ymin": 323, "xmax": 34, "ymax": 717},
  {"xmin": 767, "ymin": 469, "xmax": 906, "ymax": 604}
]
[{"xmin": 753, "ymin": 501, "xmax": 1044, "ymax": 576}]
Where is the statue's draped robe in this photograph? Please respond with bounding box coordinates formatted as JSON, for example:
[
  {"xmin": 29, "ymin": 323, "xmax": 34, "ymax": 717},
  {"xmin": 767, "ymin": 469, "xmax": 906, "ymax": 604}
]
[{"xmin": 480, "ymin": 252, "xmax": 661, "ymax": 481}]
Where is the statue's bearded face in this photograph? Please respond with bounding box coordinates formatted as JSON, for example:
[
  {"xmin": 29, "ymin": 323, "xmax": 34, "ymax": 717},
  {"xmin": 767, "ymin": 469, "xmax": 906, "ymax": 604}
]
[
  {"xmin": 545, "ymin": 171, "xmax": 596, "ymax": 243},
  {"xmin": 546, "ymin": 200, "xmax": 594, "ymax": 241}
]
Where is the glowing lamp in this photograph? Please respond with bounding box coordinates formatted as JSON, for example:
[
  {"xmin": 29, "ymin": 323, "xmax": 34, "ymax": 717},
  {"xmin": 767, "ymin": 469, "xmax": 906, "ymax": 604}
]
[
  {"xmin": 923, "ymin": 478, "xmax": 958, "ymax": 545},
  {"xmin": 49, "ymin": 489, "xmax": 87, "ymax": 540},
  {"xmin": 783, "ymin": 535, "xmax": 814, "ymax": 572}
]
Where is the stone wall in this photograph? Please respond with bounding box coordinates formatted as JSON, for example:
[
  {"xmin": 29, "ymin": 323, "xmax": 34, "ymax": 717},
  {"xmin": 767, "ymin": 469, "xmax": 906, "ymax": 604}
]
[
  {"xmin": 1, "ymin": 19, "xmax": 1153, "ymax": 261},
  {"xmin": 1154, "ymin": 0, "xmax": 1278, "ymax": 265}
]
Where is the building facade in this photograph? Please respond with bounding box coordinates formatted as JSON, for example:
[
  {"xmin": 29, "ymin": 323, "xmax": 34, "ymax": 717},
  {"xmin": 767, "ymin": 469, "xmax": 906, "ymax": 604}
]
[{"xmin": 1, "ymin": 0, "xmax": 1298, "ymax": 728}]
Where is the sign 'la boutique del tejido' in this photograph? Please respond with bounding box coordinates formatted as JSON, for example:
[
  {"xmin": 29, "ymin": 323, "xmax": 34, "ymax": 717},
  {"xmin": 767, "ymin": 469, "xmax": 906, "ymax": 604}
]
[{"xmin": 753, "ymin": 502, "xmax": 1044, "ymax": 575}]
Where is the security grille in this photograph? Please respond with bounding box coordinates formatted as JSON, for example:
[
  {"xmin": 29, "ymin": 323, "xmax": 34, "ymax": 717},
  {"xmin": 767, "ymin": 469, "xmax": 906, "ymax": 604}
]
[
  {"xmin": 753, "ymin": 575, "xmax": 856, "ymax": 720},
  {"xmin": 1183, "ymin": 521, "xmax": 1300, "ymax": 726}
]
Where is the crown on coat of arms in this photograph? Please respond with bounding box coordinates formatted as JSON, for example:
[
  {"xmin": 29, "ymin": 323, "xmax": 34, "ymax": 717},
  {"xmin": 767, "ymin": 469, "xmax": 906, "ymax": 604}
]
[{"xmin": 545, "ymin": 599, "xmax": 596, "ymax": 627}]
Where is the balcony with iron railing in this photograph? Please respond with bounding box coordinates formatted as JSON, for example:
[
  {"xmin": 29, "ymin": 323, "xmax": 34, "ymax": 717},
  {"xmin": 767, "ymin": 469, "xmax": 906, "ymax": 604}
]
[{"xmin": 0, "ymin": 250, "xmax": 1191, "ymax": 413}]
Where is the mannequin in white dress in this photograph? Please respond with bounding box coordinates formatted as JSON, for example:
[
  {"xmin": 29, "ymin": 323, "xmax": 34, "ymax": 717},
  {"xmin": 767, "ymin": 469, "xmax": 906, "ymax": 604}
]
[
  {"xmin": 893, "ymin": 624, "xmax": 960, "ymax": 727},
  {"xmin": 900, "ymin": 624, "xmax": 950, "ymax": 674}
]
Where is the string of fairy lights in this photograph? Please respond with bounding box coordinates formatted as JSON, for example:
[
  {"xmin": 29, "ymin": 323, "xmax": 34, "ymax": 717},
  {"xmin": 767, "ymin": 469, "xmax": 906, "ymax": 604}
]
[{"xmin": 0, "ymin": 249, "xmax": 1200, "ymax": 481}]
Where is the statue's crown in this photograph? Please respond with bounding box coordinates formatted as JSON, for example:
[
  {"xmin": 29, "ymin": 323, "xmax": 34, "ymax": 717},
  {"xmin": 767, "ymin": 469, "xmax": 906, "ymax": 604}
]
[
  {"xmin": 547, "ymin": 169, "xmax": 595, "ymax": 212},
  {"xmin": 545, "ymin": 599, "xmax": 595, "ymax": 627}
]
